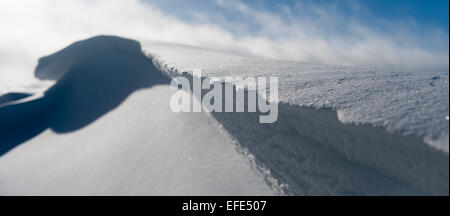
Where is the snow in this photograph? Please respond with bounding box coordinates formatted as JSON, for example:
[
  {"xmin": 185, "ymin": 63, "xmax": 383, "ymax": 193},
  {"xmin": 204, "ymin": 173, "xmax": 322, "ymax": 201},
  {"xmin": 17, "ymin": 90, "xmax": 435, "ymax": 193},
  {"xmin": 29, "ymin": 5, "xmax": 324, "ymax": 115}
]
[
  {"xmin": 0, "ymin": 86, "xmax": 276, "ymax": 195},
  {"xmin": 0, "ymin": 36, "xmax": 447, "ymax": 195},
  {"xmin": 0, "ymin": 36, "xmax": 277, "ymax": 195},
  {"xmin": 143, "ymin": 41, "xmax": 449, "ymax": 152}
]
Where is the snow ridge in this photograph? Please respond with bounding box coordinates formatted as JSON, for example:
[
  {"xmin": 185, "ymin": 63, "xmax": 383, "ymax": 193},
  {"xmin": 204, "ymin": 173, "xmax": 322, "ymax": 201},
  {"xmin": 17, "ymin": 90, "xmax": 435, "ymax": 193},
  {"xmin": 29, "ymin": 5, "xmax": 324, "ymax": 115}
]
[
  {"xmin": 143, "ymin": 41, "xmax": 449, "ymax": 153},
  {"xmin": 146, "ymin": 42, "xmax": 448, "ymax": 195}
]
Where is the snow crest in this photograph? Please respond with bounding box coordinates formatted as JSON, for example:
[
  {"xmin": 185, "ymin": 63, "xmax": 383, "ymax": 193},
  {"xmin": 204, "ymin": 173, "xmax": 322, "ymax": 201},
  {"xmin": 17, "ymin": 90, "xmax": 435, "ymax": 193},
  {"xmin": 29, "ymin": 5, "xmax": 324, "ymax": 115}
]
[{"xmin": 143, "ymin": 41, "xmax": 449, "ymax": 153}]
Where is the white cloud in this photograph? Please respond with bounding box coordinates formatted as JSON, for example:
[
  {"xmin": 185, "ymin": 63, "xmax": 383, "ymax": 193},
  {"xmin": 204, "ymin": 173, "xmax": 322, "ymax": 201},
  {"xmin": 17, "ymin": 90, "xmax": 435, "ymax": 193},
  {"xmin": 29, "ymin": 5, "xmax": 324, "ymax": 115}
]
[
  {"xmin": 212, "ymin": 0, "xmax": 449, "ymax": 69},
  {"xmin": 0, "ymin": 0, "xmax": 448, "ymax": 94}
]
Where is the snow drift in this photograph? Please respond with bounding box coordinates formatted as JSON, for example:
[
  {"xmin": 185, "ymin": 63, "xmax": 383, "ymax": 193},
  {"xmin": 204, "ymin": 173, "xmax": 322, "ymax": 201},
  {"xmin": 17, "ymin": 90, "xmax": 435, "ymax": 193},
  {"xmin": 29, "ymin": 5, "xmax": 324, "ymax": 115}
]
[
  {"xmin": 144, "ymin": 41, "xmax": 449, "ymax": 153},
  {"xmin": 0, "ymin": 36, "xmax": 448, "ymax": 195},
  {"xmin": 146, "ymin": 40, "xmax": 449, "ymax": 195},
  {"xmin": 0, "ymin": 36, "xmax": 274, "ymax": 195}
]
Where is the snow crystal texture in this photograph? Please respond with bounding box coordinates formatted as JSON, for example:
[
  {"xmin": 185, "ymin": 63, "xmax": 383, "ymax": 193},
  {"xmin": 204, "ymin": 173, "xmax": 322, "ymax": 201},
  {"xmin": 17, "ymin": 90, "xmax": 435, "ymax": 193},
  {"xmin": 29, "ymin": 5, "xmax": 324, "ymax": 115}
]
[{"xmin": 143, "ymin": 41, "xmax": 449, "ymax": 152}]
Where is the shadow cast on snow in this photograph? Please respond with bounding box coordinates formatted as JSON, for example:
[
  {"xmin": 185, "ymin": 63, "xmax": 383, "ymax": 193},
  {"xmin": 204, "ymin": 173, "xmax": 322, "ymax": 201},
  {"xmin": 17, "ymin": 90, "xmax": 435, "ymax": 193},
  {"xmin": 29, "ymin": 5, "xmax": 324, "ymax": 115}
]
[{"xmin": 0, "ymin": 36, "xmax": 169, "ymax": 156}]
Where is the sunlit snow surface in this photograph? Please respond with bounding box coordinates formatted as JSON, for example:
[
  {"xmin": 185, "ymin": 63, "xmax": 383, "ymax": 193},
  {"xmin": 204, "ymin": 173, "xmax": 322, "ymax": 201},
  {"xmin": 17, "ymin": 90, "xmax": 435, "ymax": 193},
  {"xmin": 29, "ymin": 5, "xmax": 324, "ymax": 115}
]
[
  {"xmin": 0, "ymin": 86, "xmax": 275, "ymax": 195},
  {"xmin": 143, "ymin": 41, "xmax": 449, "ymax": 152}
]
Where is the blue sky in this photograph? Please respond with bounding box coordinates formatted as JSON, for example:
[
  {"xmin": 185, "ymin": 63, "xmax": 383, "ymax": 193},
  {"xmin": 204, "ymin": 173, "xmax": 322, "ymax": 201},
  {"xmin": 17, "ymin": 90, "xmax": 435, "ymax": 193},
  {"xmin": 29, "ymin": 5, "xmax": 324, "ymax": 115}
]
[
  {"xmin": 362, "ymin": 0, "xmax": 449, "ymax": 31},
  {"xmin": 142, "ymin": 0, "xmax": 449, "ymax": 55},
  {"xmin": 145, "ymin": 0, "xmax": 449, "ymax": 33}
]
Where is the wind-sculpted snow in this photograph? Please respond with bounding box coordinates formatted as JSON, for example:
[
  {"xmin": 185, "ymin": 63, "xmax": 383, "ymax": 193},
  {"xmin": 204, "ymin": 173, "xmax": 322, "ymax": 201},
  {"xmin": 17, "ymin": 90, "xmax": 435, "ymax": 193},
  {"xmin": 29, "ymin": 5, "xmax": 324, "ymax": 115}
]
[
  {"xmin": 143, "ymin": 41, "xmax": 449, "ymax": 152},
  {"xmin": 149, "ymin": 56, "xmax": 448, "ymax": 194},
  {"xmin": 0, "ymin": 36, "xmax": 275, "ymax": 195},
  {"xmin": 0, "ymin": 36, "xmax": 448, "ymax": 195}
]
